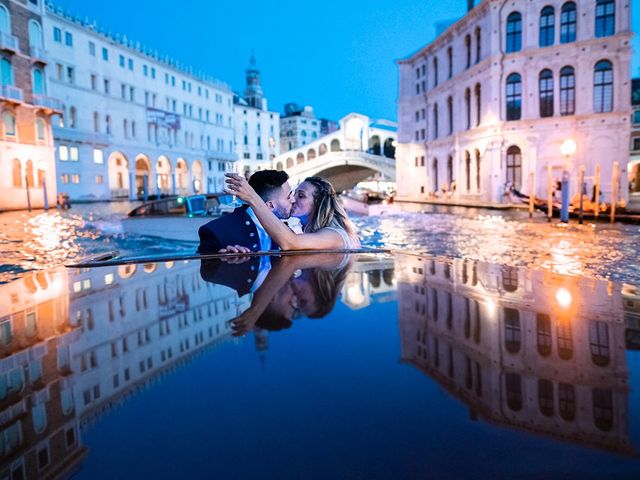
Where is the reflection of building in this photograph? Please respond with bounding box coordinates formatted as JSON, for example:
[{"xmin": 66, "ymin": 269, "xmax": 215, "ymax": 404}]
[
  {"xmin": 43, "ymin": 3, "xmax": 237, "ymax": 202},
  {"xmin": 0, "ymin": 0, "xmax": 58, "ymax": 211},
  {"xmin": 342, "ymin": 256, "xmax": 396, "ymax": 310},
  {"xmin": 232, "ymin": 55, "xmax": 280, "ymax": 177},
  {"xmin": 397, "ymin": 1, "xmax": 632, "ymax": 204},
  {"xmin": 0, "ymin": 267, "xmax": 87, "ymax": 479},
  {"xmin": 627, "ymin": 79, "xmax": 640, "ymax": 212},
  {"xmin": 396, "ymin": 253, "xmax": 634, "ymax": 455},
  {"xmin": 0, "ymin": 259, "xmax": 249, "ymax": 477}
]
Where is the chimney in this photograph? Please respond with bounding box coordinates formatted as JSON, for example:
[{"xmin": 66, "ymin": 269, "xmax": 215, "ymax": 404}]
[{"xmin": 467, "ymin": 0, "xmax": 474, "ymax": 12}]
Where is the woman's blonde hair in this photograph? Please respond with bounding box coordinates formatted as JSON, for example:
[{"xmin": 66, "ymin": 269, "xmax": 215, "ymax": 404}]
[{"xmin": 302, "ymin": 176, "xmax": 357, "ymax": 241}]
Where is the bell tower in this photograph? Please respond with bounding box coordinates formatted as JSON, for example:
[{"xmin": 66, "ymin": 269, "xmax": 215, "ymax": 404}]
[{"xmin": 243, "ymin": 52, "xmax": 266, "ymax": 110}]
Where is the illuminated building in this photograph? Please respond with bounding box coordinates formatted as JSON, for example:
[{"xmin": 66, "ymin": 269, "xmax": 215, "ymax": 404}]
[
  {"xmin": 43, "ymin": 3, "xmax": 237, "ymax": 202},
  {"xmin": 396, "ymin": 0, "xmax": 632, "ymax": 205},
  {"xmin": 396, "ymin": 253, "xmax": 633, "ymax": 454},
  {"xmin": 0, "ymin": 0, "xmax": 59, "ymax": 211}
]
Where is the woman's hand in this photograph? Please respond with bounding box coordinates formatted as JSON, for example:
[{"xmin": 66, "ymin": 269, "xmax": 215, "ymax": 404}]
[{"xmin": 224, "ymin": 173, "xmax": 261, "ymax": 205}]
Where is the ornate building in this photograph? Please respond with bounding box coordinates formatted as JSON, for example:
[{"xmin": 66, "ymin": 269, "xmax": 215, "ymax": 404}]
[
  {"xmin": 396, "ymin": 0, "xmax": 632, "ymax": 205},
  {"xmin": 0, "ymin": 0, "xmax": 59, "ymax": 211}
]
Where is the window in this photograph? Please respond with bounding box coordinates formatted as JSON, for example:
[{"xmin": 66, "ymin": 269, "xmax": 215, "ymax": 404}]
[
  {"xmin": 3, "ymin": 110, "xmax": 16, "ymax": 136},
  {"xmin": 465, "ymin": 88, "xmax": 471, "ymax": 129},
  {"xmin": 64, "ymin": 31, "xmax": 73, "ymax": 47},
  {"xmin": 59, "ymin": 145, "xmax": 68, "ymax": 161},
  {"xmin": 475, "ymin": 149, "xmax": 481, "ymax": 191},
  {"xmin": 70, "ymin": 147, "xmax": 78, "ymax": 161},
  {"xmin": 447, "ymin": 96, "xmax": 453, "ymax": 135},
  {"xmin": 102, "ymin": 47, "xmax": 108, "ymax": 61},
  {"xmin": 93, "ymin": 111, "xmax": 99, "ymax": 132},
  {"xmin": 88, "ymin": 41, "xmax": 95, "ymax": 56},
  {"xmin": 504, "ymin": 308, "xmax": 521, "ymax": 353},
  {"xmin": 53, "ymin": 26, "xmax": 61, "ymax": 43},
  {"xmin": 539, "ymin": 69, "xmax": 554, "ymax": 117},
  {"xmin": 593, "ymin": 388, "xmax": 613, "ymax": 431},
  {"xmin": 93, "ymin": 149, "xmax": 103, "ymax": 164},
  {"xmin": 506, "ymin": 146, "xmax": 522, "ymax": 187},
  {"xmin": 505, "ymin": 373, "xmax": 523, "ymax": 411},
  {"xmin": 432, "ymin": 158, "xmax": 439, "ymax": 192},
  {"xmin": 475, "ymin": 27, "xmax": 481, "ymax": 63},
  {"xmin": 595, "ymin": 0, "xmax": 615, "ymax": 37},
  {"xmin": 560, "ymin": 66, "xmax": 575, "ymax": 115},
  {"xmin": 1, "ymin": 57, "xmax": 13, "ymax": 86},
  {"xmin": 32, "ymin": 67, "xmax": 45, "ymax": 95},
  {"xmin": 536, "ymin": 314, "xmax": 552, "ymax": 356},
  {"xmin": 103, "ymin": 78, "xmax": 110, "ymax": 94},
  {"xmin": 465, "ymin": 150, "xmax": 471, "ymax": 191},
  {"xmin": 96, "ymin": 174, "xmax": 103, "ymax": 184},
  {"xmin": 36, "ymin": 118, "xmax": 45, "ymax": 140},
  {"xmin": 557, "ymin": 319, "xmax": 573, "ymax": 360},
  {"xmin": 128, "ymin": 58, "xmax": 133, "ymax": 70},
  {"xmin": 66, "ymin": 66, "xmax": 74, "ymax": 84},
  {"xmin": 465, "ymin": 35, "xmax": 471, "ymax": 69},
  {"xmin": 433, "ymin": 103, "xmax": 438, "ymax": 139},
  {"xmin": 28, "ymin": 20, "xmax": 43, "ymax": 49},
  {"xmin": 560, "ymin": 2, "xmax": 577, "ymax": 43},
  {"xmin": 151, "ymin": 67, "xmax": 156, "ymax": 79},
  {"xmin": 594, "ymin": 60, "xmax": 613, "ymax": 113},
  {"xmin": 559, "ymin": 383, "xmax": 576, "ymax": 420},
  {"xmin": 90, "ymin": 73, "xmax": 97, "ymax": 90},
  {"xmin": 506, "ymin": 73, "xmax": 522, "ymax": 120},
  {"xmin": 538, "ymin": 379, "xmax": 554, "ymax": 416},
  {"xmin": 506, "ymin": 12, "xmax": 522, "ymax": 53},
  {"xmin": 119, "ymin": 55, "xmax": 125, "ymax": 67},
  {"xmin": 475, "ymin": 83, "xmax": 481, "ymax": 126},
  {"xmin": 433, "ymin": 57, "xmax": 438, "ymax": 87},
  {"xmin": 589, "ymin": 321, "xmax": 610, "ymax": 366},
  {"xmin": 11, "ymin": 159, "xmax": 21, "ymax": 187},
  {"xmin": 539, "ymin": 6, "xmax": 555, "ymax": 47},
  {"xmin": 447, "ymin": 47, "xmax": 452, "ymax": 79}
]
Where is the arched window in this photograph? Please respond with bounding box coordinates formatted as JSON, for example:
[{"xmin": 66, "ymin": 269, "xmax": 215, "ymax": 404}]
[
  {"xmin": 560, "ymin": 2, "xmax": 577, "ymax": 43},
  {"xmin": 465, "ymin": 88, "xmax": 471, "ymax": 129},
  {"xmin": 25, "ymin": 160, "xmax": 34, "ymax": 188},
  {"xmin": 475, "ymin": 27, "xmax": 481, "ymax": 63},
  {"xmin": 465, "ymin": 34, "xmax": 471, "ymax": 69},
  {"xmin": 447, "ymin": 96, "xmax": 453, "ymax": 135},
  {"xmin": 539, "ymin": 6, "xmax": 555, "ymax": 47},
  {"xmin": 447, "ymin": 47, "xmax": 452, "ymax": 79},
  {"xmin": 592, "ymin": 388, "xmax": 613, "ymax": 431},
  {"xmin": 560, "ymin": 66, "xmax": 576, "ymax": 115},
  {"xmin": 447, "ymin": 155, "xmax": 453, "ymax": 185},
  {"xmin": 505, "ymin": 373, "xmax": 523, "ymax": 411},
  {"xmin": 3, "ymin": 110, "xmax": 15, "ymax": 135},
  {"xmin": 506, "ymin": 73, "xmax": 522, "ymax": 120},
  {"xmin": 28, "ymin": 19, "xmax": 43, "ymax": 48},
  {"xmin": 69, "ymin": 106, "xmax": 76, "ymax": 128},
  {"xmin": 0, "ymin": 5, "xmax": 10, "ymax": 35},
  {"xmin": 432, "ymin": 158, "xmax": 439, "ymax": 192},
  {"xmin": 11, "ymin": 159, "xmax": 21, "ymax": 187},
  {"xmin": 559, "ymin": 383, "xmax": 576, "ymax": 421},
  {"xmin": 504, "ymin": 308, "xmax": 521, "ymax": 353},
  {"xmin": 536, "ymin": 314, "xmax": 552, "ymax": 356},
  {"xmin": 595, "ymin": 0, "xmax": 615, "ymax": 38},
  {"xmin": 36, "ymin": 118, "xmax": 45, "ymax": 140},
  {"xmin": 32, "ymin": 67, "xmax": 45, "ymax": 95},
  {"xmin": 1, "ymin": 57, "xmax": 13, "ymax": 86},
  {"xmin": 475, "ymin": 83, "xmax": 481, "ymax": 126},
  {"xmin": 105, "ymin": 114, "xmax": 111, "ymax": 134},
  {"xmin": 538, "ymin": 379, "xmax": 554, "ymax": 417},
  {"xmin": 557, "ymin": 319, "xmax": 573, "ymax": 360},
  {"xmin": 433, "ymin": 103, "xmax": 439, "ymax": 139},
  {"xmin": 506, "ymin": 12, "xmax": 522, "ymax": 53},
  {"xmin": 594, "ymin": 60, "xmax": 613, "ymax": 113},
  {"xmin": 465, "ymin": 150, "xmax": 471, "ymax": 191},
  {"xmin": 589, "ymin": 321, "xmax": 610, "ymax": 366},
  {"xmin": 433, "ymin": 57, "xmax": 438, "ymax": 87},
  {"xmin": 539, "ymin": 69, "xmax": 554, "ymax": 117},
  {"xmin": 475, "ymin": 149, "xmax": 481, "ymax": 191},
  {"xmin": 506, "ymin": 146, "xmax": 522, "ymax": 187}
]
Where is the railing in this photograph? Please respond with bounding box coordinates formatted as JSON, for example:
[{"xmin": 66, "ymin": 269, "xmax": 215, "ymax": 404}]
[
  {"xmin": 0, "ymin": 85, "xmax": 23, "ymax": 103},
  {"xmin": 0, "ymin": 32, "xmax": 18, "ymax": 52},
  {"xmin": 32, "ymin": 94, "xmax": 63, "ymax": 112},
  {"xmin": 110, "ymin": 188, "xmax": 129, "ymax": 199},
  {"xmin": 53, "ymin": 126, "xmax": 109, "ymax": 145},
  {"xmin": 30, "ymin": 45, "xmax": 47, "ymax": 62},
  {"xmin": 204, "ymin": 150, "xmax": 238, "ymax": 161}
]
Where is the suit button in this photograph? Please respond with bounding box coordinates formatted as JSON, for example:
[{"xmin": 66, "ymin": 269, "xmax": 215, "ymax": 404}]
[
  {"xmin": 247, "ymin": 279, "xmax": 252, "ymax": 283},
  {"xmin": 245, "ymin": 221, "xmax": 251, "ymax": 226},
  {"xmin": 250, "ymin": 266, "xmax": 255, "ymax": 271},
  {"xmin": 250, "ymin": 233, "xmax": 255, "ymax": 237},
  {"xmin": 252, "ymin": 244, "xmax": 258, "ymax": 249}
]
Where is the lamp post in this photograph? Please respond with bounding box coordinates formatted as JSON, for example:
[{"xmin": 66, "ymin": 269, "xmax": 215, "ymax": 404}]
[
  {"xmin": 559, "ymin": 139, "xmax": 576, "ymax": 223},
  {"xmin": 38, "ymin": 161, "xmax": 49, "ymax": 211}
]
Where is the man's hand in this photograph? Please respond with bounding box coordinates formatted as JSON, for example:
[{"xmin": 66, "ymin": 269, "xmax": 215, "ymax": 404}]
[
  {"xmin": 219, "ymin": 245, "xmax": 251, "ymax": 254},
  {"xmin": 218, "ymin": 245, "xmax": 252, "ymax": 264}
]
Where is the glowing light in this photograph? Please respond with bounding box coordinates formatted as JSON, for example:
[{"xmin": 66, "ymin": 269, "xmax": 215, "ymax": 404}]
[
  {"xmin": 556, "ymin": 287, "xmax": 572, "ymax": 308},
  {"xmin": 560, "ymin": 139, "xmax": 577, "ymax": 157},
  {"xmin": 177, "ymin": 197, "xmax": 185, "ymax": 205}
]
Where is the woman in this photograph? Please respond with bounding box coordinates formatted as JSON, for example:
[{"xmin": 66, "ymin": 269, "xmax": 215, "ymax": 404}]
[{"xmin": 225, "ymin": 173, "xmax": 360, "ymax": 250}]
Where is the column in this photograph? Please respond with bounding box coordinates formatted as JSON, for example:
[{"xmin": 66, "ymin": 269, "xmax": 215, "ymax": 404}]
[{"xmin": 129, "ymin": 171, "xmax": 136, "ymax": 200}]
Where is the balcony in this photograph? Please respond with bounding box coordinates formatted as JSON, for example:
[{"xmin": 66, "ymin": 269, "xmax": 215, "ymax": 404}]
[
  {"xmin": 0, "ymin": 32, "xmax": 18, "ymax": 53},
  {"xmin": 0, "ymin": 85, "xmax": 23, "ymax": 104},
  {"xmin": 53, "ymin": 126, "xmax": 109, "ymax": 146},
  {"xmin": 32, "ymin": 94, "xmax": 63, "ymax": 113},
  {"xmin": 204, "ymin": 150, "xmax": 238, "ymax": 162},
  {"xmin": 30, "ymin": 45, "xmax": 47, "ymax": 63}
]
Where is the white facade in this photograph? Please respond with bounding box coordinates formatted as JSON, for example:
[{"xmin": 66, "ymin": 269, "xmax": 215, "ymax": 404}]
[
  {"xmin": 396, "ymin": 0, "xmax": 632, "ymax": 205},
  {"xmin": 43, "ymin": 4, "xmax": 237, "ymax": 201},
  {"xmin": 279, "ymin": 106, "xmax": 321, "ymax": 153}
]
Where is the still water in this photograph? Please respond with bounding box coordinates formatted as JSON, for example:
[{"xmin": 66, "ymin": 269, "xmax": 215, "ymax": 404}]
[{"xmin": 0, "ymin": 252, "xmax": 639, "ymax": 479}]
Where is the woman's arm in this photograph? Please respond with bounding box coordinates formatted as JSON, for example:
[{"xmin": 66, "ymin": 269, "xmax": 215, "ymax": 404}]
[{"xmin": 225, "ymin": 173, "xmax": 344, "ymax": 250}]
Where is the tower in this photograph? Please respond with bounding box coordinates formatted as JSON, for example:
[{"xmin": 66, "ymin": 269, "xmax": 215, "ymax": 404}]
[{"xmin": 243, "ymin": 52, "xmax": 266, "ymax": 110}]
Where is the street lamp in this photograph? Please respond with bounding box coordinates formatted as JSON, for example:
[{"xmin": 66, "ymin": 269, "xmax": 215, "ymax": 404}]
[
  {"xmin": 559, "ymin": 139, "xmax": 576, "ymax": 223},
  {"xmin": 38, "ymin": 161, "xmax": 49, "ymax": 211}
]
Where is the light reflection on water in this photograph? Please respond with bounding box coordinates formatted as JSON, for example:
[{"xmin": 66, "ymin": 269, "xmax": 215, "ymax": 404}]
[{"xmin": 1, "ymin": 202, "xmax": 639, "ymax": 284}]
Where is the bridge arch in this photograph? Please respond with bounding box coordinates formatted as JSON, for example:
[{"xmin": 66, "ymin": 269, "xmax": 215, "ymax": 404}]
[
  {"xmin": 286, "ymin": 157, "xmax": 294, "ymax": 168},
  {"xmin": 307, "ymin": 148, "xmax": 316, "ymax": 160},
  {"xmin": 319, "ymin": 143, "xmax": 327, "ymax": 156},
  {"xmin": 296, "ymin": 152, "xmax": 304, "ymax": 165},
  {"xmin": 331, "ymin": 139, "xmax": 341, "ymax": 152}
]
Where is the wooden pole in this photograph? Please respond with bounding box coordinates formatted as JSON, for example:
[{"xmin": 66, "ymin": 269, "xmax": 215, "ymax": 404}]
[
  {"xmin": 529, "ymin": 171, "xmax": 535, "ymax": 218},
  {"xmin": 594, "ymin": 164, "xmax": 601, "ymax": 221},
  {"xmin": 547, "ymin": 165, "xmax": 553, "ymax": 222},
  {"xmin": 611, "ymin": 161, "xmax": 618, "ymax": 224},
  {"xmin": 578, "ymin": 165, "xmax": 585, "ymax": 224}
]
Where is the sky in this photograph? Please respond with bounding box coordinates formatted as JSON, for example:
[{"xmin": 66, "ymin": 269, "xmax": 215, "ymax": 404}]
[{"xmin": 54, "ymin": 0, "xmax": 640, "ymax": 123}]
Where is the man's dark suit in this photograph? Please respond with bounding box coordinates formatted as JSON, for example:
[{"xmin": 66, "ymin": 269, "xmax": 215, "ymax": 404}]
[
  {"xmin": 197, "ymin": 205, "xmax": 263, "ymax": 254},
  {"xmin": 199, "ymin": 257, "xmax": 262, "ymax": 297}
]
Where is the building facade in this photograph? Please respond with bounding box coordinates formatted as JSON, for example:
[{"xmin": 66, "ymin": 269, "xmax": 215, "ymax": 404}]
[
  {"xmin": 396, "ymin": 0, "xmax": 632, "ymax": 204},
  {"xmin": 232, "ymin": 55, "xmax": 280, "ymax": 177},
  {"xmin": 43, "ymin": 3, "xmax": 237, "ymax": 202},
  {"xmin": 279, "ymin": 103, "xmax": 321, "ymax": 153},
  {"xmin": 0, "ymin": 0, "xmax": 59, "ymax": 211}
]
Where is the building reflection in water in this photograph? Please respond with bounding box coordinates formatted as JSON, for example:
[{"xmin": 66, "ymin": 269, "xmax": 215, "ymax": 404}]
[{"xmin": 396, "ymin": 253, "xmax": 635, "ymax": 456}]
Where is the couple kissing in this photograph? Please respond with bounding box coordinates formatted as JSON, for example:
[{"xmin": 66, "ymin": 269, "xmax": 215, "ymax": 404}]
[{"xmin": 197, "ymin": 170, "xmax": 360, "ymax": 254}]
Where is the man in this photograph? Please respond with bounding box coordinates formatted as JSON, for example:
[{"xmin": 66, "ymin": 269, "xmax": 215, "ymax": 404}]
[{"xmin": 197, "ymin": 169, "xmax": 293, "ymax": 254}]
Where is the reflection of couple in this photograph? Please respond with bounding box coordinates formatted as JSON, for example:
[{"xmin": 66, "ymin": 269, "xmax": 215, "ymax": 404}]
[
  {"xmin": 197, "ymin": 170, "xmax": 360, "ymax": 254},
  {"xmin": 200, "ymin": 253, "xmax": 351, "ymax": 336}
]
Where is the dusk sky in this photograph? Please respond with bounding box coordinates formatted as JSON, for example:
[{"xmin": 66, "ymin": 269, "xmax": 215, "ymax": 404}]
[{"xmin": 54, "ymin": 0, "xmax": 640, "ymax": 122}]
